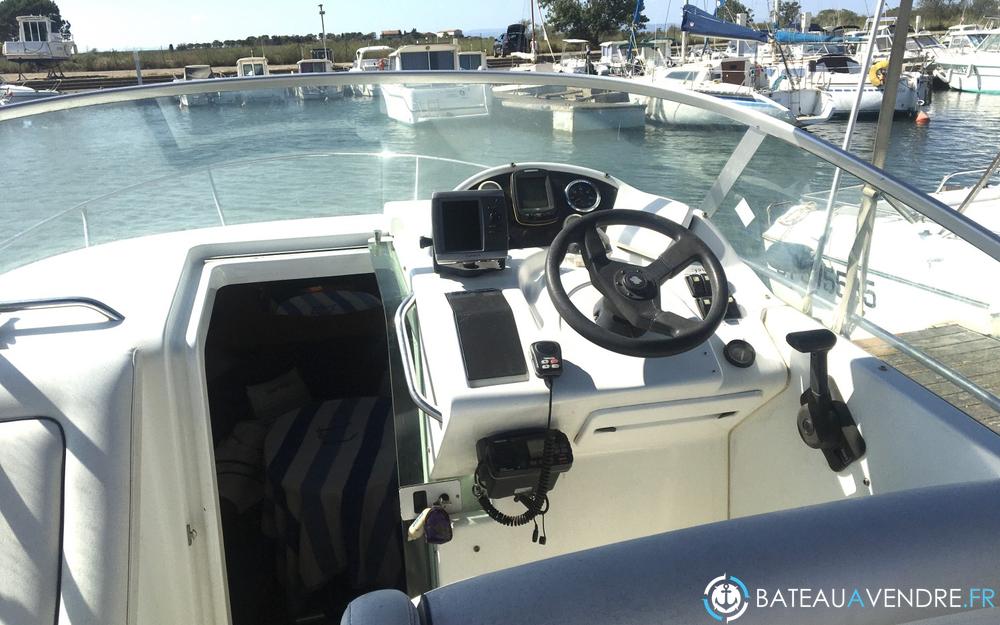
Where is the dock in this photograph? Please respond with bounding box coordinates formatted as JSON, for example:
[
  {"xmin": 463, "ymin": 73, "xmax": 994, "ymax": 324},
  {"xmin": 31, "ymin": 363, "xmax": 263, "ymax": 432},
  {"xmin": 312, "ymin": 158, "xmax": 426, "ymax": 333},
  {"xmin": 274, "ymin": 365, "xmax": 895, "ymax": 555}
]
[
  {"xmin": 854, "ymin": 324, "xmax": 1000, "ymax": 433},
  {"xmin": 1, "ymin": 56, "xmax": 534, "ymax": 93},
  {"xmin": 494, "ymin": 86, "xmax": 646, "ymax": 132}
]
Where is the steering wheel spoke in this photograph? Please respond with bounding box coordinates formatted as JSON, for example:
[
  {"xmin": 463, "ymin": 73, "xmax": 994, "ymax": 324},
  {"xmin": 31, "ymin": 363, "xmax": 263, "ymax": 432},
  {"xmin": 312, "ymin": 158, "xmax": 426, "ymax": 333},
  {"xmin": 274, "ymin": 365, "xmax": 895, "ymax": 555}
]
[
  {"xmin": 643, "ymin": 308, "xmax": 699, "ymax": 337},
  {"xmin": 546, "ymin": 210, "xmax": 729, "ymax": 358},
  {"xmin": 646, "ymin": 236, "xmax": 701, "ymax": 284}
]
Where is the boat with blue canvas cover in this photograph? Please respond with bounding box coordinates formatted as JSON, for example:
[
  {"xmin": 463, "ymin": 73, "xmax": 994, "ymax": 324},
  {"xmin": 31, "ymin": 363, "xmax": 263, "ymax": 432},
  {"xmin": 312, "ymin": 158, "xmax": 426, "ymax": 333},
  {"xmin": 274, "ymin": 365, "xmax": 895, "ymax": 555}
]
[{"xmin": 648, "ymin": 3, "xmax": 833, "ymax": 126}]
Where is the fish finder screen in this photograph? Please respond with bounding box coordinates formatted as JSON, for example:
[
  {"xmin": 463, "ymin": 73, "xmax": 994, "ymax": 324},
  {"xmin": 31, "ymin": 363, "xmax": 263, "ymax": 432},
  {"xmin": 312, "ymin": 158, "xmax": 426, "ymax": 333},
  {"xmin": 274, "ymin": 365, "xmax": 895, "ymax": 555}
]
[
  {"xmin": 519, "ymin": 177, "xmax": 550, "ymax": 209},
  {"xmin": 440, "ymin": 200, "xmax": 484, "ymax": 252}
]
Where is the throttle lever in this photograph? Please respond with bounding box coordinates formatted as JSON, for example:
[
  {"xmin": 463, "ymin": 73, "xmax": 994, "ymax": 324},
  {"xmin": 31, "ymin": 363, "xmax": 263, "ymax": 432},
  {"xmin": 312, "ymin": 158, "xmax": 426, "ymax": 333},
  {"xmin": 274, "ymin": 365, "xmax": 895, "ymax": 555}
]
[{"xmin": 786, "ymin": 329, "xmax": 866, "ymax": 472}]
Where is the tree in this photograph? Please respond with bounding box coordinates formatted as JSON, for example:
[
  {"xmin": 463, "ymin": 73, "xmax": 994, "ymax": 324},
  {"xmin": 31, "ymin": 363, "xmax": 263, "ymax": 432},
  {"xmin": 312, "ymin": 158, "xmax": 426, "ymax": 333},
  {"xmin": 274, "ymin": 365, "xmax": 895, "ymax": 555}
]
[
  {"xmin": 538, "ymin": 0, "xmax": 649, "ymax": 44},
  {"xmin": 720, "ymin": 0, "xmax": 754, "ymax": 24},
  {"xmin": 776, "ymin": 0, "xmax": 801, "ymax": 27},
  {"xmin": 0, "ymin": 0, "xmax": 62, "ymax": 41},
  {"xmin": 815, "ymin": 8, "xmax": 863, "ymax": 28}
]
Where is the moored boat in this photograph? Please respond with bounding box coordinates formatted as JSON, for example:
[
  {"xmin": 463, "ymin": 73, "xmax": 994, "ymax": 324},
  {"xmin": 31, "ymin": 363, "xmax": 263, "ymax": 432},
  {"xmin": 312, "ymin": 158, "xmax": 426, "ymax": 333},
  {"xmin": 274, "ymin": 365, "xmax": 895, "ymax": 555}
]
[
  {"xmin": 348, "ymin": 45, "xmax": 394, "ymax": 96},
  {"xmin": 295, "ymin": 57, "xmax": 343, "ymax": 100},
  {"xmin": 380, "ymin": 44, "xmax": 490, "ymax": 124}
]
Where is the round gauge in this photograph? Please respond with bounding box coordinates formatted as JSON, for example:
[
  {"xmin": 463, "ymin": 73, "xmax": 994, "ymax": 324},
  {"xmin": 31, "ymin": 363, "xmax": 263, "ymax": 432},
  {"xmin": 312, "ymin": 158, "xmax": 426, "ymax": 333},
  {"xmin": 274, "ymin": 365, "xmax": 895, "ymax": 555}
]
[
  {"xmin": 564, "ymin": 179, "xmax": 601, "ymax": 212},
  {"xmin": 478, "ymin": 180, "xmax": 502, "ymax": 191}
]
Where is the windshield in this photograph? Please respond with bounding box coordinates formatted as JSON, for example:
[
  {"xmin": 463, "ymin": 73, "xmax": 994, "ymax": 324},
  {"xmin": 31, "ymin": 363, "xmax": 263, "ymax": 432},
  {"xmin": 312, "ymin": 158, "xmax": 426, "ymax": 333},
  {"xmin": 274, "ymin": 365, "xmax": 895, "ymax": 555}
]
[
  {"xmin": 978, "ymin": 33, "xmax": 1000, "ymax": 52},
  {"xmin": 1, "ymin": 72, "xmax": 999, "ymax": 420}
]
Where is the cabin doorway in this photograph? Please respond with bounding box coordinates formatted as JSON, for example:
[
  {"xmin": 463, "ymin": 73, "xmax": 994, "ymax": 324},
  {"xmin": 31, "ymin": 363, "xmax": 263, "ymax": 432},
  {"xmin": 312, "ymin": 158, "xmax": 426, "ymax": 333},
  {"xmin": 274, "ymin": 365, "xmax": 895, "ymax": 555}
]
[{"xmin": 204, "ymin": 274, "xmax": 405, "ymax": 624}]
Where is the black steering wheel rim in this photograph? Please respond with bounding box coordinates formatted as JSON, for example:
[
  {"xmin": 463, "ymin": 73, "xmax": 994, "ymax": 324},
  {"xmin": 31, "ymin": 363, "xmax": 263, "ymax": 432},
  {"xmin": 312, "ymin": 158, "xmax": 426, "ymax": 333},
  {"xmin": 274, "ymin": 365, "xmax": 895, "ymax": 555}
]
[{"xmin": 545, "ymin": 210, "xmax": 729, "ymax": 358}]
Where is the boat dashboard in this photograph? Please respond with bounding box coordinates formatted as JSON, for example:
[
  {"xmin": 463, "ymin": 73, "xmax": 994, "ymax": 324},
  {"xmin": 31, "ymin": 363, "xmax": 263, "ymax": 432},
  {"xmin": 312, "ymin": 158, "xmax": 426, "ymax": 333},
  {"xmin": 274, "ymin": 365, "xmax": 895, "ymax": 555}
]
[
  {"xmin": 458, "ymin": 165, "xmax": 619, "ymax": 249},
  {"xmin": 388, "ymin": 162, "xmax": 791, "ymax": 480}
]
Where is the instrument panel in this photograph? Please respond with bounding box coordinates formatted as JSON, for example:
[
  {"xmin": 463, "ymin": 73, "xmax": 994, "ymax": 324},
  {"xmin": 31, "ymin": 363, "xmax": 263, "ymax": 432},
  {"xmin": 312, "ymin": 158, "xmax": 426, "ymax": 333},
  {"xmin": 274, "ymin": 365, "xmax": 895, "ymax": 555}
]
[{"xmin": 469, "ymin": 166, "xmax": 618, "ymax": 249}]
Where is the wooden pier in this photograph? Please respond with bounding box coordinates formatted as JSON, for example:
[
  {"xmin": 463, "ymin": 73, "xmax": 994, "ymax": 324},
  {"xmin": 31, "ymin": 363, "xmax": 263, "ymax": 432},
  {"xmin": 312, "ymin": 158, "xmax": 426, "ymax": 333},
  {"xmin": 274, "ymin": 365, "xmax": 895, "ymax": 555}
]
[{"xmin": 855, "ymin": 324, "xmax": 1000, "ymax": 433}]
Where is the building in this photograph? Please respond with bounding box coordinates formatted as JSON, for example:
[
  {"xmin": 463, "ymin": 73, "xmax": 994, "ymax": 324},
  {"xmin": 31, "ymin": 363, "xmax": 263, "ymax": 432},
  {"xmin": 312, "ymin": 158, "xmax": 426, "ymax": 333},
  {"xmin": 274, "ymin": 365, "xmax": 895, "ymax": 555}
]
[
  {"xmin": 380, "ymin": 30, "xmax": 402, "ymax": 39},
  {"xmin": 435, "ymin": 29, "xmax": 464, "ymax": 38}
]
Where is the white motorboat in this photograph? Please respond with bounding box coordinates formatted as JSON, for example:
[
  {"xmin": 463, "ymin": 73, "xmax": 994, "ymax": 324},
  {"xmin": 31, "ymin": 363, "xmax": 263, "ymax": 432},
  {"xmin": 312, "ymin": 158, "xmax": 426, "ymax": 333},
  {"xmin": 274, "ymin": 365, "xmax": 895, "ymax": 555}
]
[
  {"xmin": 233, "ymin": 56, "xmax": 286, "ymax": 104},
  {"xmin": 380, "ymin": 44, "xmax": 490, "ymax": 124},
  {"xmin": 458, "ymin": 51, "xmax": 487, "ymax": 70},
  {"xmin": 1, "ymin": 15, "xmax": 76, "ymax": 67},
  {"xmin": 553, "ymin": 38, "xmax": 594, "ymax": 74},
  {"xmin": 174, "ymin": 65, "xmax": 217, "ymax": 107},
  {"xmin": 936, "ymin": 33, "xmax": 1000, "ymax": 94},
  {"xmin": 939, "ymin": 21, "xmax": 998, "ymax": 53},
  {"xmin": 1, "ymin": 71, "xmax": 1000, "ymax": 625},
  {"xmin": 596, "ymin": 40, "xmax": 629, "ymax": 75},
  {"xmin": 295, "ymin": 58, "xmax": 343, "ymax": 100},
  {"xmin": 0, "ymin": 82, "xmax": 59, "ymax": 105},
  {"xmin": 348, "ymin": 45, "xmax": 394, "ymax": 96}
]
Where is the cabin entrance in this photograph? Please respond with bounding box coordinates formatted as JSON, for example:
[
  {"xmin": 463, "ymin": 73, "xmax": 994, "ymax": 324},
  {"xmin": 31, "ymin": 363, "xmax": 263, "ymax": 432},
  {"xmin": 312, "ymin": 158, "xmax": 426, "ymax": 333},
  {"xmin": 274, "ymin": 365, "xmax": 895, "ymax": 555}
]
[{"xmin": 204, "ymin": 273, "xmax": 405, "ymax": 624}]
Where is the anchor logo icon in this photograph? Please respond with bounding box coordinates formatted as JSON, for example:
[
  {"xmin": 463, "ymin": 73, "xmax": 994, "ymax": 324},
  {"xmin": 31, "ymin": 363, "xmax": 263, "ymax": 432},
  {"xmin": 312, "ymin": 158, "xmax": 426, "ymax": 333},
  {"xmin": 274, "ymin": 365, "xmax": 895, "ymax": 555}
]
[
  {"xmin": 703, "ymin": 574, "xmax": 749, "ymax": 622},
  {"xmin": 716, "ymin": 583, "xmax": 739, "ymax": 610}
]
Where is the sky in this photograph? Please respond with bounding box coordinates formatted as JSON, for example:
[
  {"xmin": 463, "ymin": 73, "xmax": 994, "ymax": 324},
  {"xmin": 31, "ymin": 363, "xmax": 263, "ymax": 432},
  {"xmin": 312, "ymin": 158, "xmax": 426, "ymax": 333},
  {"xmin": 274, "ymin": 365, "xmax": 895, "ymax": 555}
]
[{"xmin": 56, "ymin": 0, "xmax": 879, "ymax": 51}]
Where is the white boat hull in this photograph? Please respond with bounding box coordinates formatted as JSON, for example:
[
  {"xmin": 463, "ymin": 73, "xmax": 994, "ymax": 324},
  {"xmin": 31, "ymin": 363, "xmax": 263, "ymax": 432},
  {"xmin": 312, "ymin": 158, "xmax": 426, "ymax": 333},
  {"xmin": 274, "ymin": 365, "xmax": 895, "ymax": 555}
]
[
  {"xmin": 936, "ymin": 59, "xmax": 1000, "ymax": 94},
  {"xmin": 2, "ymin": 40, "xmax": 75, "ymax": 63},
  {"xmin": 630, "ymin": 90, "xmax": 797, "ymax": 126},
  {"xmin": 380, "ymin": 83, "xmax": 490, "ymax": 124},
  {"xmin": 1, "ymin": 85, "xmax": 59, "ymax": 105},
  {"xmin": 809, "ymin": 73, "xmax": 929, "ymax": 116},
  {"xmin": 763, "ymin": 205, "xmax": 999, "ymax": 336},
  {"xmin": 296, "ymin": 85, "xmax": 344, "ymax": 101}
]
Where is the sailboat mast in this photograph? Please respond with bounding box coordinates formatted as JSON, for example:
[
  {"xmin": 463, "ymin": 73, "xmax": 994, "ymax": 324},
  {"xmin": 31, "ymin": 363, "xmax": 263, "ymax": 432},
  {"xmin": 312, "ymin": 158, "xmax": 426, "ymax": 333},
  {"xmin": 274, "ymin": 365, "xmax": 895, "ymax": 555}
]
[{"xmin": 530, "ymin": 0, "xmax": 538, "ymax": 56}]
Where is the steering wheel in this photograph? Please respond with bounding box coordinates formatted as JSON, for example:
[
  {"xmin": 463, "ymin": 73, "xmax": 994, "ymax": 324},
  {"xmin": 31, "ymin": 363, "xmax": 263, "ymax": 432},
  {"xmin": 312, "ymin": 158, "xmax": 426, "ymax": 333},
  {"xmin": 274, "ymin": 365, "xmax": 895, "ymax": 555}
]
[{"xmin": 545, "ymin": 210, "xmax": 729, "ymax": 358}]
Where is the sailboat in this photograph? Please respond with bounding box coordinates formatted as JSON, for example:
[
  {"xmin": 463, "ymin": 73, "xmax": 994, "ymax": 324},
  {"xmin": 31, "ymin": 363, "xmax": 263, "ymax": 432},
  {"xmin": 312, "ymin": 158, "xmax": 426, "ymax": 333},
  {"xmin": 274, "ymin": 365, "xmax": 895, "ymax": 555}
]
[{"xmin": 628, "ymin": 4, "xmax": 834, "ymax": 126}]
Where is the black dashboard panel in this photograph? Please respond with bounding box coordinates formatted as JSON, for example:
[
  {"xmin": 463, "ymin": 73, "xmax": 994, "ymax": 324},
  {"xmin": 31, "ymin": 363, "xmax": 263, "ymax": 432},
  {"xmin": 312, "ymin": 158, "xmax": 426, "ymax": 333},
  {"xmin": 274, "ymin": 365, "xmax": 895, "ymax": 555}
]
[{"xmin": 467, "ymin": 168, "xmax": 618, "ymax": 250}]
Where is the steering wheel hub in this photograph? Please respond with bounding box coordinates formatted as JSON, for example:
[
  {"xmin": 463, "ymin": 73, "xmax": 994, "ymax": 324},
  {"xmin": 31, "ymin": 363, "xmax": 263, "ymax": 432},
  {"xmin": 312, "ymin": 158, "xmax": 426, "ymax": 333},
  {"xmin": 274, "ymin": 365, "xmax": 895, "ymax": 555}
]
[{"xmin": 615, "ymin": 268, "xmax": 656, "ymax": 300}]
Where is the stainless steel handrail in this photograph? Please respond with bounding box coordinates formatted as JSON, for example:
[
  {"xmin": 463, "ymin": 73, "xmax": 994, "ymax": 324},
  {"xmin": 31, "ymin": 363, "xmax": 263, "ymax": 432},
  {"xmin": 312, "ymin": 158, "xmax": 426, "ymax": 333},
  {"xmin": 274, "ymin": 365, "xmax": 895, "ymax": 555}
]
[
  {"xmin": 935, "ymin": 167, "xmax": 1000, "ymax": 193},
  {"xmin": 0, "ymin": 297, "xmax": 124, "ymax": 322},
  {"xmin": 394, "ymin": 293, "xmax": 443, "ymax": 423}
]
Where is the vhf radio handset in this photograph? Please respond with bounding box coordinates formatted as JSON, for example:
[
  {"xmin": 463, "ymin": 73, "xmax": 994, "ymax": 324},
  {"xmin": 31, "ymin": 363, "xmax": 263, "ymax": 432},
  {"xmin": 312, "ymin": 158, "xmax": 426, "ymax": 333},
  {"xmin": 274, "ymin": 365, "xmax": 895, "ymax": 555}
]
[{"xmin": 474, "ymin": 341, "xmax": 572, "ymax": 544}]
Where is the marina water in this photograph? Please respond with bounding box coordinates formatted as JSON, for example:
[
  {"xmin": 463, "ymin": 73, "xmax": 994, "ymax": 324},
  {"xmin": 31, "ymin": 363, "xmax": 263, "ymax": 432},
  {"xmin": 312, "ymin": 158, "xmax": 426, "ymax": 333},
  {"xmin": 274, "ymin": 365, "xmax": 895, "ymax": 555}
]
[{"xmin": 1, "ymin": 88, "xmax": 997, "ymax": 272}]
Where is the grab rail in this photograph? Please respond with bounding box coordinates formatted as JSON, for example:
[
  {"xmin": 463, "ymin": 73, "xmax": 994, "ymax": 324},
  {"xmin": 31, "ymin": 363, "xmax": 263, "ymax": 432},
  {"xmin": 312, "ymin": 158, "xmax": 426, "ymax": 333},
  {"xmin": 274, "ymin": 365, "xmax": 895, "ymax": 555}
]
[
  {"xmin": 0, "ymin": 297, "xmax": 124, "ymax": 322},
  {"xmin": 935, "ymin": 166, "xmax": 1000, "ymax": 193},
  {"xmin": 394, "ymin": 293, "xmax": 443, "ymax": 423}
]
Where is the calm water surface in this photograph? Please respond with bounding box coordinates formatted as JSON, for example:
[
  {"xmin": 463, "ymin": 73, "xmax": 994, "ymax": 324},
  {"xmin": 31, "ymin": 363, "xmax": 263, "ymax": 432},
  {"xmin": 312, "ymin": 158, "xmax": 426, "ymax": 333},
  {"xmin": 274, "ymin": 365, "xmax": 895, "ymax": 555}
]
[{"xmin": 1, "ymin": 86, "xmax": 997, "ymax": 272}]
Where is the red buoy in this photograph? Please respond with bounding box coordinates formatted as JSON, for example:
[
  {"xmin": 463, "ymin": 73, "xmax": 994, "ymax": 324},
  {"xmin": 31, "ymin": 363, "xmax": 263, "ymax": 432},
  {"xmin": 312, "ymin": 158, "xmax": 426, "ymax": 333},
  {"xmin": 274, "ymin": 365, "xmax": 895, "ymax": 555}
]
[{"xmin": 915, "ymin": 111, "xmax": 930, "ymax": 125}]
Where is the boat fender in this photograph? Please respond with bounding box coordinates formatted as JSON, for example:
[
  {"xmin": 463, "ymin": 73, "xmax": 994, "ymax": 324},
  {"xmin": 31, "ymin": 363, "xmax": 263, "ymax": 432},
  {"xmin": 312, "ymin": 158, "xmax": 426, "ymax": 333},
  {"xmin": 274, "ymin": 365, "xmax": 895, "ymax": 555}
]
[{"xmin": 869, "ymin": 60, "xmax": 890, "ymax": 88}]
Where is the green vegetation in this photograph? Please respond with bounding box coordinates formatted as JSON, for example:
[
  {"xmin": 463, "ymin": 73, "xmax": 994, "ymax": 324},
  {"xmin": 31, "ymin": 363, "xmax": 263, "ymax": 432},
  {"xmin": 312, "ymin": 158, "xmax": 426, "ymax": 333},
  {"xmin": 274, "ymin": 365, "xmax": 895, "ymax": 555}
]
[
  {"xmin": 0, "ymin": 36, "xmax": 497, "ymax": 74},
  {"xmin": 907, "ymin": 0, "xmax": 999, "ymax": 29},
  {"xmin": 0, "ymin": 0, "xmax": 62, "ymax": 41},
  {"xmin": 537, "ymin": 0, "xmax": 648, "ymax": 44}
]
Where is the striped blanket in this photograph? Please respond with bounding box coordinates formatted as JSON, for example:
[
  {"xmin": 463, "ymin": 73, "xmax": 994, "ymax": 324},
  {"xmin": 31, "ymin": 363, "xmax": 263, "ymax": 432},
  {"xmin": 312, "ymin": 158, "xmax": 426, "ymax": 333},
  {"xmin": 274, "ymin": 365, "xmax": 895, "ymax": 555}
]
[
  {"xmin": 272, "ymin": 289, "xmax": 381, "ymax": 317},
  {"xmin": 264, "ymin": 397, "xmax": 403, "ymax": 597}
]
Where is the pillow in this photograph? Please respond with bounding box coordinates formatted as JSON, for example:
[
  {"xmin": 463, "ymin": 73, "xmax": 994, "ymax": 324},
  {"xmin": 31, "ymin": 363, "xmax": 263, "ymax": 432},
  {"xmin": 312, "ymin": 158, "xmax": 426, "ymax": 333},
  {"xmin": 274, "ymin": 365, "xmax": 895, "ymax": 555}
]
[{"xmin": 245, "ymin": 368, "xmax": 312, "ymax": 422}]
